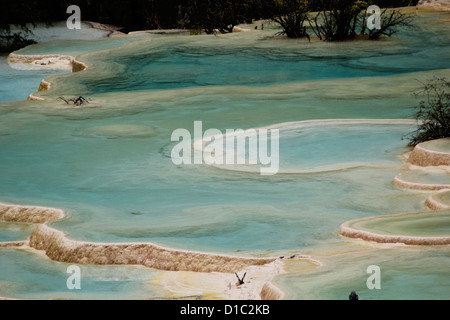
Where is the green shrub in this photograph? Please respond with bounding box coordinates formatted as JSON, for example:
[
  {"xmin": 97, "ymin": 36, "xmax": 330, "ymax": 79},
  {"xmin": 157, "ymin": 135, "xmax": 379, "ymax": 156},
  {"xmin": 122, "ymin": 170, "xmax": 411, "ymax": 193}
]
[
  {"xmin": 408, "ymin": 77, "xmax": 450, "ymax": 146},
  {"xmin": 272, "ymin": 0, "xmax": 310, "ymax": 39},
  {"xmin": 309, "ymin": 0, "xmax": 368, "ymax": 41}
]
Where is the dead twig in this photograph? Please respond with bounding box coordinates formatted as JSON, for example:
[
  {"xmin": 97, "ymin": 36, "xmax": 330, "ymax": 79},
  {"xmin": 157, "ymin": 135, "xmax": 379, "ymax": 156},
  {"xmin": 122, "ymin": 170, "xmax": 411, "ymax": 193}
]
[
  {"xmin": 58, "ymin": 96, "xmax": 90, "ymax": 106},
  {"xmin": 235, "ymin": 272, "xmax": 246, "ymax": 285}
]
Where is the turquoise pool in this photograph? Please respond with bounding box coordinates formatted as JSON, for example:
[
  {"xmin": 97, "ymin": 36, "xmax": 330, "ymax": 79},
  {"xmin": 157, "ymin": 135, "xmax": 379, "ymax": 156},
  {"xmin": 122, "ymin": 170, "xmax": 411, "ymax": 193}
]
[{"xmin": 0, "ymin": 11, "xmax": 449, "ymax": 299}]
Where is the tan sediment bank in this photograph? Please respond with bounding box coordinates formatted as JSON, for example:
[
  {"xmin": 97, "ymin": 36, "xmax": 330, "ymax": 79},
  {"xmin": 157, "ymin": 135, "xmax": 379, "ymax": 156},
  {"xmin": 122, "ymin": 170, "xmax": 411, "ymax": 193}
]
[
  {"xmin": 260, "ymin": 282, "xmax": 284, "ymax": 300},
  {"xmin": 0, "ymin": 241, "xmax": 26, "ymax": 248},
  {"xmin": 0, "ymin": 202, "xmax": 275, "ymax": 272},
  {"xmin": 393, "ymin": 139, "xmax": 450, "ymax": 190},
  {"xmin": 0, "ymin": 201, "xmax": 286, "ymax": 299},
  {"xmin": 393, "ymin": 173, "xmax": 450, "ymax": 190},
  {"xmin": 29, "ymin": 224, "xmax": 275, "ymax": 273},
  {"xmin": 152, "ymin": 254, "xmax": 321, "ymax": 300},
  {"xmin": 426, "ymin": 190, "xmax": 450, "ymax": 210},
  {"xmin": 418, "ymin": 0, "xmax": 450, "ymax": 11},
  {"xmin": 7, "ymin": 53, "xmax": 73, "ymax": 68},
  {"xmin": 0, "ymin": 202, "xmax": 64, "ymax": 224},
  {"xmin": 408, "ymin": 138, "xmax": 450, "ymax": 167},
  {"xmin": 341, "ymin": 138, "xmax": 450, "ymax": 246},
  {"xmin": 7, "ymin": 53, "xmax": 88, "ymax": 73},
  {"xmin": 339, "ymin": 213, "xmax": 450, "ymax": 246},
  {"xmin": 25, "ymin": 79, "xmax": 54, "ymax": 101},
  {"xmin": 151, "ymin": 258, "xmax": 288, "ymax": 300}
]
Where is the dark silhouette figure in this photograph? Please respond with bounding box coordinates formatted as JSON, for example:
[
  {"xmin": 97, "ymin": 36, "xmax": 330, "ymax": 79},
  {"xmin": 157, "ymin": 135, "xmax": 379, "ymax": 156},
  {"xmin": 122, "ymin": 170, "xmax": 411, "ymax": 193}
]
[{"xmin": 349, "ymin": 291, "xmax": 359, "ymax": 300}]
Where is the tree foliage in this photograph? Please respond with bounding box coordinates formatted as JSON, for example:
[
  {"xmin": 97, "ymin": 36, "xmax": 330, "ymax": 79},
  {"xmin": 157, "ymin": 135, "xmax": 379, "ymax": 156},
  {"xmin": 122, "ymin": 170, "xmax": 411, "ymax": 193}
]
[
  {"xmin": 186, "ymin": 0, "xmax": 244, "ymax": 34},
  {"xmin": 309, "ymin": 0, "xmax": 367, "ymax": 41},
  {"xmin": 308, "ymin": 0, "xmax": 415, "ymax": 41},
  {"xmin": 366, "ymin": 8, "xmax": 415, "ymax": 40},
  {"xmin": 0, "ymin": 0, "xmax": 71, "ymax": 51},
  {"xmin": 272, "ymin": 0, "xmax": 310, "ymax": 38},
  {"xmin": 0, "ymin": 0, "xmax": 419, "ymax": 48},
  {"xmin": 408, "ymin": 77, "xmax": 450, "ymax": 146}
]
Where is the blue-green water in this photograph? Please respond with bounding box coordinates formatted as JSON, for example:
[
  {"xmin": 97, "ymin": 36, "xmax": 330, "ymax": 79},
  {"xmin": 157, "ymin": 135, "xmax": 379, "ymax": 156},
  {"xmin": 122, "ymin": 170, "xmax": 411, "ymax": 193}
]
[
  {"xmin": 50, "ymin": 25, "xmax": 450, "ymax": 96},
  {"xmin": 0, "ymin": 12, "xmax": 449, "ymax": 299},
  {"xmin": 0, "ymin": 249, "xmax": 164, "ymax": 299},
  {"xmin": 0, "ymin": 22, "xmax": 131, "ymax": 103},
  {"xmin": 0, "ymin": 55, "xmax": 70, "ymax": 103},
  {"xmin": 0, "ymin": 222, "xmax": 34, "ymax": 242},
  {"xmin": 276, "ymin": 244, "xmax": 450, "ymax": 300}
]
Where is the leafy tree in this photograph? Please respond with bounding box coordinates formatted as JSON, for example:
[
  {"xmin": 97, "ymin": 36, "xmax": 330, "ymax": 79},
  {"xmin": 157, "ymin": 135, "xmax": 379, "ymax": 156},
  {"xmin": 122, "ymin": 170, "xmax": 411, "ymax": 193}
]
[{"xmin": 0, "ymin": 0, "xmax": 418, "ymax": 46}]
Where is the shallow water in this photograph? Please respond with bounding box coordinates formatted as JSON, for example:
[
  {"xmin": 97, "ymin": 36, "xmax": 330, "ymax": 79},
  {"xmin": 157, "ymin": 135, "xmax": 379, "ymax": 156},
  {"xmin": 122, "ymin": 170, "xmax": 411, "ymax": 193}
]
[
  {"xmin": 398, "ymin": 169, "xmax": 450, "ymax": 185},
  {"xmin": 0, "ymin": 55, "xmax": 69, "ymax": 103},
  {"xmin": 349, "ymin": 210, "xmax": 450, "ymax": 237},
  {"xmin": 0, "ymin": 222, "xmax": 35, "ymax": 242},
  {"xmin": 275, "ymin": 243, "xmax": 450, "ymax": 300},
  {"xmin": 0, "ymin": 12, "xmax": 449, "ymax": 299},
  {"xmin": 0, "ymin": 248, "xmax": 165, "ymax": 299}
]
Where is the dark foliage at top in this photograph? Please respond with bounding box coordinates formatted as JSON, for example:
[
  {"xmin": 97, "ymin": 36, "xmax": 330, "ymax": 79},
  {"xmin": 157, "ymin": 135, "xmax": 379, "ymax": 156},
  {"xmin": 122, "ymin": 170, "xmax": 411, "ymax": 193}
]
[
  {"xmin": 309, "ymin": 0, "xmax": 369, "ymax": 41},
  {"xmin": 271, "ymin": 0, "xmax": 416, "ymax": 40},
  {"xmin": 0, "ymin": 0, "xmax": 419, "ymax": 50},
  {"xmin": 272, "ymin": 0, "xmax": 310, "ymax": 38},
  {"xmin": 0, "ymin": 33, "xmax": 36, "ymax": 53},
  {"xmin": 1, "ymin": 0, "xmax": 419, "ymax": 32},
  {"xmin": 308, "ymin": 0, "xmax": 418, "ymax": 11},
  {"xmin": 0, "ymin": 0, "xmax": 277, "ymax": 33},
  {"xmin": 183, "ymin": 0, "xmax": 274, "ymax": 34},
  {"xmin": 309, "ymin": 0, "xmax": 415, "ymax": 41}
]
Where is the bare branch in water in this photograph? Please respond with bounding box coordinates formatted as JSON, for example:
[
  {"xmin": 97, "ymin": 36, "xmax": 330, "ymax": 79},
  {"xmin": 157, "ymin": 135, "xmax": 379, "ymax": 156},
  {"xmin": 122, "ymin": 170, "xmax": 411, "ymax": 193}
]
[{"xmin": 58, "ymin": 96, "xmax": 90, "ymax": 106}]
